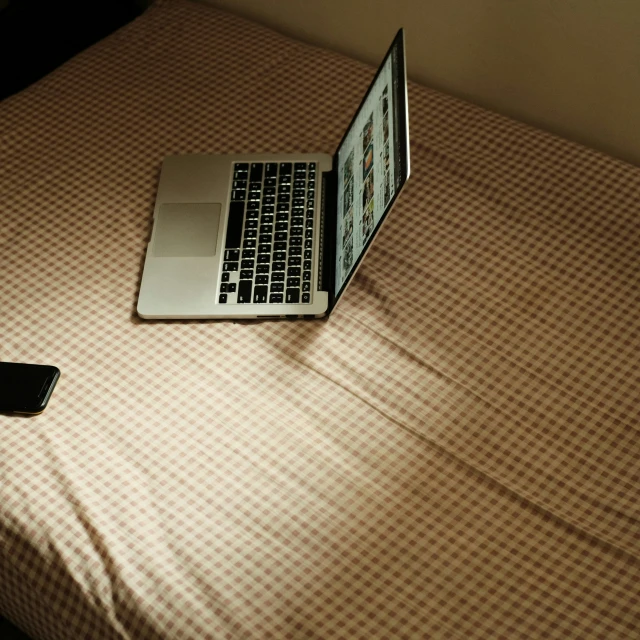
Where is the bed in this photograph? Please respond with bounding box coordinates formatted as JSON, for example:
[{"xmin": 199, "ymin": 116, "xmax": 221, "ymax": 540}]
[{"xmin": 1, "ymin": 1, "xmax": 639, "ymax": 638}]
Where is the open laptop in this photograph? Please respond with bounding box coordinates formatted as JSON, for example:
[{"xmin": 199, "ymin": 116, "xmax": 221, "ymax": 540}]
[{"xmin": 137, "ymin": 29, "xmax": 410, "ymax": 320}]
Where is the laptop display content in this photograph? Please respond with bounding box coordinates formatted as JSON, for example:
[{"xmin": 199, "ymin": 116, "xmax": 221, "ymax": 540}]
[{"xmin": 334, "ymin": 39, "xmax": 407, "ymax": 302}]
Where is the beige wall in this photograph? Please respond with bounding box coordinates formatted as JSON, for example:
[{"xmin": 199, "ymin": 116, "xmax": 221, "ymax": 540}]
[{"xmin": 201, "ymin": 0, "xmax": 640, "ymax": 167}]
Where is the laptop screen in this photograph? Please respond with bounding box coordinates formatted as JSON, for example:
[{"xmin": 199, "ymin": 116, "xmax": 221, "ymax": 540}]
[{"xmin": 333, "ymin": 29, "xmax": 409, "ymax": 303}]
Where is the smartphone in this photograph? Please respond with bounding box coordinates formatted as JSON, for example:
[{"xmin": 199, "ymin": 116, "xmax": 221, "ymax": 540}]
[{"xmin": 0, "ymin": 362, "xmax": 60, "ymax": 414}]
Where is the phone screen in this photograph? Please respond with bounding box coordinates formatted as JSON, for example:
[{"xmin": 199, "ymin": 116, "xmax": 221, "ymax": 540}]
[{"xmin": 0, "ymin": 362, "xmax": 60, "ymax": 414}]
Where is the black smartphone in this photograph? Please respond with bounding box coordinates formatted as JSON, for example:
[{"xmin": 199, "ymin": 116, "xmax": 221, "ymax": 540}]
[{"xmin": 0, "ymin": 362, "xmax": 60, "ymax": 414}]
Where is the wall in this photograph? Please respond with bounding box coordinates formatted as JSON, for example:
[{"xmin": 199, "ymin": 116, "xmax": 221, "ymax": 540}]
[{"xmin": 201, "ymin": 0, "xmax": 640, "ymax": 167}]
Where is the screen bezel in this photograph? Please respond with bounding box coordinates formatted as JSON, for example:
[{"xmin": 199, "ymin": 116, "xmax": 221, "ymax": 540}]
[{"xmin": 328, "ymin": 28, "xmax": 410, "ymax": 312}]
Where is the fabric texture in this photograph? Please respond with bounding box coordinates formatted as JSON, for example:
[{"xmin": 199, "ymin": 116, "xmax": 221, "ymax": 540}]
[{"xmin": 1, "ymin": 1, "xmax": 639, "ymax": 638}]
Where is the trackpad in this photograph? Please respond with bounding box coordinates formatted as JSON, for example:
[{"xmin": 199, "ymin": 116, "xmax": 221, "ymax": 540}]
[{"xmin": 153, "ymin": 203, "xmax": 221, "ymax": 257}]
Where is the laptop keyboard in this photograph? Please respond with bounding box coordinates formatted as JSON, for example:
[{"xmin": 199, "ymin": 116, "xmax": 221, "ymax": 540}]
[{"xmin": 219, "ymin": 161, "xmax": 316, "ymax": 305}]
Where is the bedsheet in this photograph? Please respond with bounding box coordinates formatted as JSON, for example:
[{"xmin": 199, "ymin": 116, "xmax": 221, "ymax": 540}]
[{"xmin": 1, "ymin": 1, "xmax": 639, "ymax": 638}]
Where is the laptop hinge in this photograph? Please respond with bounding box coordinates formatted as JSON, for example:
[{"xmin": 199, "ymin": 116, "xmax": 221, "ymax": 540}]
[{"xmin": 320, "ymin": 169, "xmax": 337, "ymax": 304}]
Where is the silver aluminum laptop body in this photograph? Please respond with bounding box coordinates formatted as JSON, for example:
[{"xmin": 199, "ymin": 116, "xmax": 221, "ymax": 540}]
[{"xmin": 137, "ymin": 30, "xmax": 410, "ymax": 320}]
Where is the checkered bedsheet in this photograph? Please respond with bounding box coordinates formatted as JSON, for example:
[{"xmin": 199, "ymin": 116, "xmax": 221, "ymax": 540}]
[{"xmin": 1, "ymin": 1, "xmax": 639, "ymax": 638}]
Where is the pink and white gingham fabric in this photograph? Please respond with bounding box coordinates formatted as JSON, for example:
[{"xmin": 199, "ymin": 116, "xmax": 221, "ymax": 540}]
[{"xmin": 1, "ymin": 1, "xmax": 639, "ymax": 638}]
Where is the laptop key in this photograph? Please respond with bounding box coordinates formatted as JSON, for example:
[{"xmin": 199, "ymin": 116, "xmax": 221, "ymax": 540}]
[
  {"xmin": 228, "ymin": 283, "xmax": 237, "ymax": 292},
  {"xmin": 237, "ymin": 280, "xmax": 252, "ymax": 303},
  {"xmin": 302, "ymin": 282, "xmax": 311, "ymax": 292},
  {"xmin": 243, "ymin": 238, "xmax": 256, "ymax": 249},
  {"xmin": 272, "ymin": 261, "xmax": 285, "ymax": 271},
  {"xmin": 250, "ymin": 163, "xmax": 263, "ymax": 182},
  {"xmin": 253, "ymin": 286, "xmax": 268, "ymax": 303},
  {"xmin": 225, "ymin": 202, "xmax": 244, "ymax": 248},
  {"xmin": 241, "ymin": 259, "xmax": 254, "ymax": 269},
  {"xmin": 225, "ymin": 249, "xmax": 240, "ymax": 261},
  {"xmin": 271, "ymin": 282, "xmax": 284, "ymax": 292},
  {"xmin": 287, "ymin": 277, "xmax": 300, "ymax": 288},
  {"xmin": 256, "ymin": 264, "xmax": 269, "ymax": 274},
  {"xmin": 269, "ymin": 294, "xmax": 284, "ymax": 303},
  {"xmin": 255, "ymin": 275, "xmax": 269, "ymax": 285},
  {"xmin": 272, "ymin": 272, "xmax": 285, "ymax": 282},
  {"xmin": 286, "ymin": 289, "xmax": 300, "ymax": 304},
  {"xmin": 280, "ymin": 162, "xmax": 292, "ymax": 175},
  {"xmin": 221, "ymin": 272, "xmax": 230, "ymax": 282},
  {"xmin": 287, "ymin": 267, "xmax": 301, "ymax": 277},
  {"xmin": 274, "ymin": 241, "xmax": 287, "ymax": 251},
  {"xmin": 219, "ymin": 294, "xmax": 228, "ymax": 303},
  {"xmin": 302, "ymin": 293, "xmax": 310, "ymax": 303},
  {"xmin": 303, "ymin": 270, "xmax": 311, "ymax": 281},
  {"xmin": 223, "ymin": 262, "xmax": 238, "ymax": 272},
  {"xmin": 240, "ymin": 269, "xmax": 253, "ymax": 280},
  {"xmin": 265, "ymin": 163, "xmax": 278, "ymax": 178}
]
